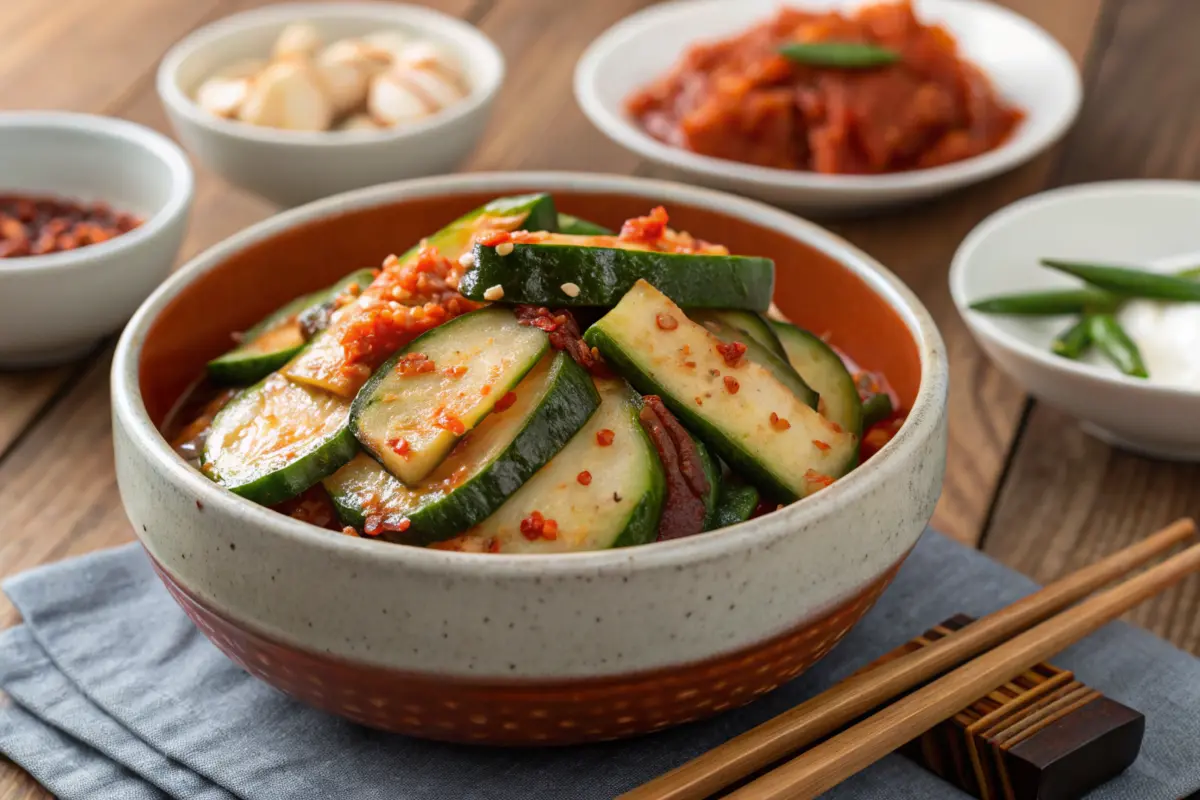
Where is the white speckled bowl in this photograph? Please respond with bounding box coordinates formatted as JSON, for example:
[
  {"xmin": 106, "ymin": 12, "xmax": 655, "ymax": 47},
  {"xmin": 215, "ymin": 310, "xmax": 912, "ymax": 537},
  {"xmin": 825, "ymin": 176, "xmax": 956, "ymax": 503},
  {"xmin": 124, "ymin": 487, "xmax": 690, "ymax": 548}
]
[{"xmin": 111, "ymin": 172, "xmax": 947, "ymax": 744}]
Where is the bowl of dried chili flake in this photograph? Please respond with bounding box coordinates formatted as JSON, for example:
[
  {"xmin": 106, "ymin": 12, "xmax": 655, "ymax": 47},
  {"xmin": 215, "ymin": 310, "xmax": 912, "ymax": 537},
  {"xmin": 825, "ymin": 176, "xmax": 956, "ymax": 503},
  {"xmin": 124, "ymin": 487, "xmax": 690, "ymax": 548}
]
[
  {"xmin": 575, "ymin": 0, "xmax": 1081, "ymax": 215},
  {"xmin": 112, "ymin": 171, "xmax": 945, "ymax": 745},
  {"xmin": 0, "ymin": 112, "xmax": 193, "ymax": 368}
]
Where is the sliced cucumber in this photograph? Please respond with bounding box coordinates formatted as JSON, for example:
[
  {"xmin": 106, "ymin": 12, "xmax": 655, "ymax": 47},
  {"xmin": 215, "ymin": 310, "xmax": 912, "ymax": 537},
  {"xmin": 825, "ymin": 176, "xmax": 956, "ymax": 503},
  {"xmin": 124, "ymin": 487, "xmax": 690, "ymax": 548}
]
[
  {"xmin": 585, "ymin": 281, "xmax": 857, "ymax": 502},
  {"xmin": 690, "ymin": 312, "xmax": 817, "ymax": 408},
  {"xmin": 861, "ymin": 391, "xmax": 894, "ymax": 429},
  {"xmin": 710, "ymin": 480, "xmax": 760, "ymax": 530},
  {"xmin": 771, "ymin": 321, "xmax": 863, "ymax": 441},
  {"xmin": 556, "ymin": 213, "xmax": 613, "ymax": 236},
  {"xmin": 695, "ymin": 434, "xmax": 720, "ymax": 529},
  {"xmin": 286, "ymin": 193, "xmax": 558, "ymax": 398},
  {"xmin": 206, "ymin": 269, "xmax": 375, "ymax": 386},
  {"xmin": 460, "ymin": 233, "xmax": 774, "ymax": 310},
  {"xmin": 351, "ymin": 307, "xmax": 549, "ymax": 485},
  {"xmin": 448, "ymin": 378, "xmax": 665, "ymax": 553},
  {"xmin": 324, "ymin": 352, "xmax": 598, "ymax": 543},
  {"xmin": 202, "ymin": 374, "xmax": 357, "ymax": 506},
  {"xmin": 688, "ymin": 309, "xmax": 786, "ymax": 360}
]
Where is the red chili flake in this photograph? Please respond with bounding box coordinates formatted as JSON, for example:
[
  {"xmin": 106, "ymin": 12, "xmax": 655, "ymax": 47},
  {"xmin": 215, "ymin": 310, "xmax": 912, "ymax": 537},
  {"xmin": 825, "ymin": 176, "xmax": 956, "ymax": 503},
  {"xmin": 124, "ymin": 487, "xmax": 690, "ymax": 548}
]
[
  {"xmin": 476, "ymin": 229, "xmax": 512, "ymax": 247},
  {"xmin": 813, "ymin": 439, "xmax": 831, "ymax": 452},
  {"xmin": 655, "ymin": 312, "xmax": 678, "ymax": 331},
  {"xmin": 363, "ymin": 514, "xmax": 384, "ymax": 536},
  {"xmin": 723, "ymin": 376, "xmax": 740, "ymax": 394},
  {"xmin": 716, "ymin": 341, "xmax": 747, "ymax": 366},
  {"xmin": 596, "ymin": 429, "xmax": 615, "ymax": 446},
  {"xmin": 683, "ymin": 360, "xmax": 697, "ymax": 368},
  {"xmin": 709, "ymin": 368, "xmax": 720, "ymax": 377},
  {"xmin": 0, "ymin": 193, "xmax": 142, "ymax": 259},
  {"xmin": 394, "ymin": 352, "xmax": 436, "ymax": 376},
  {"xmin": 694, "ymin": 396, "xmax": 703, "ymax": 406},
  {"xmin": 435, "ymin": 409, "xmax": 467, "ymax": 435},
  {"xmin": 480, "ymin": 384, "xmax": 492, "ymax": 396},
  {"xmin": 681, "ymin": 344, "xmax": 692, "ymax": 355},
  {"xmin": 485, "ymin": 537, "xmax": 501, "ymax": 553},
  {"xmin": 387, "ymin": 438, "xmax": 411, "ymax": 459},
  {"xmin": 443, "ymin": 365, "xmax": 468, "ymax": 378},
  {"xmin": 829, "ymin": 420, "xmax": 845, "ymax": 434},
  {"xmin": 804, "ymin": 469, "xmax": 835, "ymax": 490},
  {"xmin": 382, "ymin": 518, "xmax": 412, "ymax": 533},
  {"xmin": 342, "ymin": 526, "xmax": 360, "ymax": 537},
  {"xmin": 494, "ymin": 391, "xmax": 517, "ymax": 412},
  {"xmin": 577, "ymin": 470, "xmax": 592, "ymax": 486},
  {"xmin": 519, "ymin": 510, "xmax": 558, "ymax": 541},
  {"xmin": 769, "ymin": 412, "xmax": 791, "ymax": 431},
  {"xmin": 619, "ymin": 205, "xmax": 669, "ymax": 243}
]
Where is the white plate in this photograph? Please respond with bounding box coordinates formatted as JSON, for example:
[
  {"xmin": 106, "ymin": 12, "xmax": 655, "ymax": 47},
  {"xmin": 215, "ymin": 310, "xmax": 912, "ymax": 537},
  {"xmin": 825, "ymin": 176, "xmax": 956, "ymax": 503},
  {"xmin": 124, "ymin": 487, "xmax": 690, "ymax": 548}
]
[
  {"xmin": 950, "ymin": 180, "xmax": 1200, "ymax": 461},
  {"xmin": 575, "ymin": 0, "xmax": 1081, "ymax": 215}
]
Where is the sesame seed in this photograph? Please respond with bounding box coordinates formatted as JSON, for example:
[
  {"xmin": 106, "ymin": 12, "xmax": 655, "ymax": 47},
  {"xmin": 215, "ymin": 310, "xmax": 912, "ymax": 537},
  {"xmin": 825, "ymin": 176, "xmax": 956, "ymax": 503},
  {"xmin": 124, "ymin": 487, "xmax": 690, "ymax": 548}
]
[
  {"xmin": 561, "ymin": 282, "xmax": 581, "ymax": 298},
  {"xmin": 483, "ymin": 285, "xmax": 505, "ymax": 301},
  {"xmin": 495, "ymin": 242, "xmax": 515, "ymax": 256},
  {"xmin": 458, "ymin": 251, "xmax": 476, "ymax": 268}
]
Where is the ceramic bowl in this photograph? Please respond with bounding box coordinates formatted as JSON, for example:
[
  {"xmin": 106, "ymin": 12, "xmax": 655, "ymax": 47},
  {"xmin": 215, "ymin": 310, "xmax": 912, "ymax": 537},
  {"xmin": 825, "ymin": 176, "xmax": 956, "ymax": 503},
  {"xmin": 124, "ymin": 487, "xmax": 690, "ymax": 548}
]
[
  {"xmin": 111, "ymin": 172, "xmax": 947, "ymax": 744},
  {"xmin": 574, "ymin": 0, "xmax": 1081, "ymax": 215},
  {"xmin": 0, "ymin": 112, "xmax": 193, "ymax": 369},
  {"xmin": 951, "ymin": 180, "xmax": 1200, "ymax": 461},
  {"xmin": 156, "ymin": 2, "xmax": 504, "ymax": 208}
]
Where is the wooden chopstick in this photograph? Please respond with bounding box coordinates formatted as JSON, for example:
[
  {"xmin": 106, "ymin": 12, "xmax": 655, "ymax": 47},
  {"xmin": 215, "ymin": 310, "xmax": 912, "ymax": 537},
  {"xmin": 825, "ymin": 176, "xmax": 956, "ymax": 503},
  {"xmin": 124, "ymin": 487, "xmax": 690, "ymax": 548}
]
[
  {"xmin": 622, "ymin": 518, "xmax": 1195, "ymax": 800},
  {"xmin": 729, "ymin": 533, "xmax": 1200, "ymax": 800}
]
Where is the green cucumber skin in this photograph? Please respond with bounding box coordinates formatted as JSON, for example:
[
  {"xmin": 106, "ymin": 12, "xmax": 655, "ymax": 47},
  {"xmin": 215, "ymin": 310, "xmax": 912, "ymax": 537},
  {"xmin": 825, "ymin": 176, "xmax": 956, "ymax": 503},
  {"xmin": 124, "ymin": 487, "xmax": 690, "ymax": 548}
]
[
  {"xmin": 556, "ymin": 213, "xmax": 613, "ymax": 236},
  {"xmin": 205, "ymin": 381, "xmax": 359, "ymax": 507},
  {"xmin": 608, "ymin": 392, "xmax": 667, "ymax": 549},
  {"xmin": 461, "ymin": 244, "xmax": 775, "ymax": 311},
  {"xmin": 488, "ymin": 193, "xmax": 558, "ymax": 233},
  {"xmin": 860, "ymin": 392, "xmax": 894, "ymax": 429},
  {"xmin": 710, "ymin": 481, "xmax": 761, "ymax": 529},
  {"xmin": 693, "ymin": 315, "xmax": 818, "ymax": 409},
  {"xmin": 770, "ymin": 320, "xmax": 864, "ymax": 443},
  {"xmin": 689, "ymin": 309, "xmax": 787, "ymax": 360},
  {"xmin": 206, "ymin": 269, "xmax": 376, "ymax": 386},
  {"xmin": 349, "ymin": 308, "xmax": 548, "ymax": 480},
  {"xmin": 693, "ymin": 434, "xmax": 720, "ymax": 529},
  {"xmin": 585, "ymin": 326, "xmax": 799, "ymax": 503},
  {"xmin": 334, "ymin": 354, "xmax": 601, "ymax": 544}
]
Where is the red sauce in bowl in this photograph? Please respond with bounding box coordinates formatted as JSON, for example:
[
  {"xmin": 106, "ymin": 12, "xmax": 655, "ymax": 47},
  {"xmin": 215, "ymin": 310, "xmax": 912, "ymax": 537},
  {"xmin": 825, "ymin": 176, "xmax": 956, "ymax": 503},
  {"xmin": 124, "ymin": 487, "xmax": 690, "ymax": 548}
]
[{"xmin": 625, "ymin": 1, "xmax": 1023, "ymax": 174}]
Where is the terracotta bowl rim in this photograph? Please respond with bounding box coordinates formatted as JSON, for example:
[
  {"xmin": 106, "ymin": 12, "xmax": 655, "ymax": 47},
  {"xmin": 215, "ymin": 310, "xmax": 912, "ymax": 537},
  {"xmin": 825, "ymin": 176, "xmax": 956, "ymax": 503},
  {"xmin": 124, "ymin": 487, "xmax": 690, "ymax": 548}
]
[{"xmin": 111, "ymin": 170, "xmax": 947, "ymax": 576}]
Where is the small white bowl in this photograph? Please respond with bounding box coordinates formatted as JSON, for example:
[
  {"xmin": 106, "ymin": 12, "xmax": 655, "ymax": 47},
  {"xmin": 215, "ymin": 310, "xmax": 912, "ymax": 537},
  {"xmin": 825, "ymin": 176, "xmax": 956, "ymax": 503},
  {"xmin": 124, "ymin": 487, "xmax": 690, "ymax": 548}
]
[
  {"xmin": 951, "ymin": 180, "xmax": 1200, "ymax": 461},
  {"xmin": 0, "ymin": 112, "xmax": 193, "ymax": 369},
  {"xmin": 575, "ymin": 0, "xmax": 1081, "ymax": 215},
  {"xmin": 157, "ymin": 2, "xmax": 504, "ymax": 208}
]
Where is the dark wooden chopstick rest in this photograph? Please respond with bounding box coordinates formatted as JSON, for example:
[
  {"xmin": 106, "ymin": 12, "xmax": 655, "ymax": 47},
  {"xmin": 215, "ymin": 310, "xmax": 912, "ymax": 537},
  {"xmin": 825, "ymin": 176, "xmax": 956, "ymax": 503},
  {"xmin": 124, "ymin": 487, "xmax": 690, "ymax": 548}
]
[{"xmin": 859, "ymin": 614, "xmax": 1144, "ymax": 800}]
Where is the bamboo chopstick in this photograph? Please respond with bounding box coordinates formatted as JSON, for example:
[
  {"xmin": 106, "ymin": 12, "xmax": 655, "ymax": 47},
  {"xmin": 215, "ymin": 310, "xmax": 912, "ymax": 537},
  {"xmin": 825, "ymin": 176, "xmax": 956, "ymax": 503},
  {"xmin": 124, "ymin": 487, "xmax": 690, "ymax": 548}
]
[
  {"xmin": 622, "ymin": 517, "xmax": 1195, "ymax": 800},
  {"xmin": 730, "ymin": 534, "xmax": 1200, "ymax": 800}
]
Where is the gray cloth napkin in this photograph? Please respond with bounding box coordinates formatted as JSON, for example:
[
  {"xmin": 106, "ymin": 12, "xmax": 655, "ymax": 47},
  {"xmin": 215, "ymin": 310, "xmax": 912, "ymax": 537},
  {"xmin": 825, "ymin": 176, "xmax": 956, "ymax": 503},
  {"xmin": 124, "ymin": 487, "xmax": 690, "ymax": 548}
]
[{"xmin": 2, "ymin": 531, "xmax": 1198, "ymax": 800}]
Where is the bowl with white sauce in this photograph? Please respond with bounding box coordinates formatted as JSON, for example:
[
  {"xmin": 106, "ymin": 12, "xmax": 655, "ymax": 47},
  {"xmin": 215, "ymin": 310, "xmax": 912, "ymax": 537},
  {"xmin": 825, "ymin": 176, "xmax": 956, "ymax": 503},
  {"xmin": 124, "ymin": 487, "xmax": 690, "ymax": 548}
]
[
  {"xmin": 157, "ymin": 2, "xmax": 504, "ymax": 207},
  {"xmin": 951, "ymin": 180, "xmax": 1200, "ymax": 461}
]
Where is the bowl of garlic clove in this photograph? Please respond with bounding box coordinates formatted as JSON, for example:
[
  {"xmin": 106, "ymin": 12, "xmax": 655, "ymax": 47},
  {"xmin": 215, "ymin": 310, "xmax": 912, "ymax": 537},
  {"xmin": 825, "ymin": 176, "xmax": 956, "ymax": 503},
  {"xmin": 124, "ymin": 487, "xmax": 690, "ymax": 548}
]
[{"xmin": 157, "ymin": 3, "xmax": 503, "ymax": 207}]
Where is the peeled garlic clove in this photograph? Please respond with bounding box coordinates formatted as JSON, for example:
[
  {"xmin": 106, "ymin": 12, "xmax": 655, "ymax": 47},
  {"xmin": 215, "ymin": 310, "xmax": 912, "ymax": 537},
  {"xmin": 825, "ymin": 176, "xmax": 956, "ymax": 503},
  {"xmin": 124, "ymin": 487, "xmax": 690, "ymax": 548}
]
[
  {"xmin": 360, "ymin": 29, "xmax": 411, "ymax": 61},
  {"xmin": 337, "ymin": 113, "xmax": 382, "ymax": 132},
  {"xmin": 313, "ymin": 57, "xmax": 368, "ymax": 114},
  {"xmin": 273, "ymin": 21, "xmax": 322, "ymax": 61},
  {"xmin": 239, "ymin": 62, "xmax": 333, "ymax": 131},
  {"xmin": 368, "ymin": 72, "xmax": 433, "ymax": 125},
  {"xmin": 197, "ymin": 76, "xmax": 251, "ymax": 118},
  {"xmin": 213, "ymin": 57, "xmax": 268, "ymax": 81},
  {"xmin": 320, "ymin": 39, "xmax": 391, "ymax": 76},
  {"xmin": 392, "ymin": 63, "xmax": 467, "ymax": 112}
]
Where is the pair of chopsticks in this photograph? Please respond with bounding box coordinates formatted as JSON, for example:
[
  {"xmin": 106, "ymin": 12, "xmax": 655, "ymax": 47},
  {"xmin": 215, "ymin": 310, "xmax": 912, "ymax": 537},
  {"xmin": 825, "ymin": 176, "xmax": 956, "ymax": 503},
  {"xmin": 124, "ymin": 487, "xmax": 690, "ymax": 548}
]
[{"xmin": 623, "ymin": 518, "xmax": 1199, "ymax": 800}]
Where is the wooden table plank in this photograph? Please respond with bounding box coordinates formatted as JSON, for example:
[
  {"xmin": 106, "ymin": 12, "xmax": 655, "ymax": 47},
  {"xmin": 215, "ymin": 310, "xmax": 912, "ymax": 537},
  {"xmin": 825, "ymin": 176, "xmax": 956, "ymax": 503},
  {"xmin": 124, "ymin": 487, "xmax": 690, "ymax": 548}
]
[{"xmin": 983, "ymin": 0, "xmax": 1200, "ymax": 654}]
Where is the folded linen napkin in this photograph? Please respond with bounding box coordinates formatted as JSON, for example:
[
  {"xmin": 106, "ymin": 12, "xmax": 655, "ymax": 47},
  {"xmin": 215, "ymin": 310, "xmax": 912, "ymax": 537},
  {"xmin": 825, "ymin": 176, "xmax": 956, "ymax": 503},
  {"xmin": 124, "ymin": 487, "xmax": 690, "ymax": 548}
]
[{"xmin": 1, "ymin": 530, "xmax": 1198, "ymax": 800}]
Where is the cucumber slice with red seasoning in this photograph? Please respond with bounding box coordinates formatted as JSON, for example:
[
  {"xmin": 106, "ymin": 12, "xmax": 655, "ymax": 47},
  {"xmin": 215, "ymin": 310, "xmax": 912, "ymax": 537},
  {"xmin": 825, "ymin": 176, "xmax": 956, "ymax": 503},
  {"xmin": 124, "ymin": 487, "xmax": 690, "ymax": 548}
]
[
  {"xmin": 432, "ymin": 378, "xmax": 665, "ymax": 553},
  {"xmin": 688, "ymin": 309, "xmax": 787, "ymax": 360},
  {"xmin": 556, "ymin": 213, "xmax": 613, "ymax": 236},
  {"xmin": 206, "ymin": 268, "xmax": 376, "ymax": 386},
  {"xmin": 202, "ymin": 373, "xmax": 358, "ymax": 506},
  {"xmin": 285, "ymin": 193, "xmax": 558, "ymax": 398},
  {"xmin": 688, "ymin": 311, "xmax": 817, "ymax": 409},
  {"xmin": 771, "ymin": 321, "xmax": 863, "ymax": 442},
  {"xmin": 584, "ymin": 280, "xmax": 857, "ymax": 502},
  {"xmin": 709, "ymin": 480, "xmax": 760, "ymax": 529},
  {"xmin": 324, "ymin": 352, "xmax": 599, "ymax": 543},
  {"xmin": 460, "ymin": 233, "xmax": 774, "ymax": 310},
  {"xmin": 350, "ymin": 307, "xmax": 549, "ymax": 486}
]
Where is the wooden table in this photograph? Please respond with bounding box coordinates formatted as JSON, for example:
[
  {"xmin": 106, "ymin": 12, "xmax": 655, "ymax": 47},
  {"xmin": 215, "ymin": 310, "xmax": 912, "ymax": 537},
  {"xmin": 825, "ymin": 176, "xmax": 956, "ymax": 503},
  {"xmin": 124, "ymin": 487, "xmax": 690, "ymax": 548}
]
[{"xmin": 2, "ymin": 0, "xmax": 1198, "ymax": 796}]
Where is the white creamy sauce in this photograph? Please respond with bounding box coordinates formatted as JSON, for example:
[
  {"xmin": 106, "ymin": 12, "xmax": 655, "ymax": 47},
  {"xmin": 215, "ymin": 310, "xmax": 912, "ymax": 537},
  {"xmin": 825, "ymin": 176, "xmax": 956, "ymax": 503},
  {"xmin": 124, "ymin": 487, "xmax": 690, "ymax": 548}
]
[{"xmin": 1118, "ymin": 299, "xmax": 1200, "ymax": 388}]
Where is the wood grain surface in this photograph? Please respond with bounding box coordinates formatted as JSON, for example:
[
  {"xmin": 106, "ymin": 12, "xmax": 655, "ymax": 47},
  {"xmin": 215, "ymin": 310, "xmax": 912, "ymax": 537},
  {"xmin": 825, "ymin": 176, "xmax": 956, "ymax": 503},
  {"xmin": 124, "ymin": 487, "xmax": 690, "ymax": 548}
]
[{"xmin": 0, "ymin": 0, "xmax": 1194, "ymax": 796}]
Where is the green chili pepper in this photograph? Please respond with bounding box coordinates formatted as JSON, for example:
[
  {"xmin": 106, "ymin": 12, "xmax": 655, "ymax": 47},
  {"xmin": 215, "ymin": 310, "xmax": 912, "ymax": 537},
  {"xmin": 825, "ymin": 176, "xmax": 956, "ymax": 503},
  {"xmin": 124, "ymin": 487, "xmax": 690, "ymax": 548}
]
[
  {"xmin": 778, "ymin": 42, "xmax": 900, "ymax": 68},
  {"xmin": 1085, "ymin": 314, "xmax": 1148, "ymax": 378},
  {"xmin": 1050, "ymin": 316, "xmax": 1092, "ymax": 359},
  {"xmin": 861, "ymin": 392, "xmax": 894, "ymax": 429},
  {"xmin": 968, "ymin": 288, "xmax": 1119, "ymax": 316},
  {"xmin": 1041, "ymin": 259, "xmax": 1200, "ymax": 302}
]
